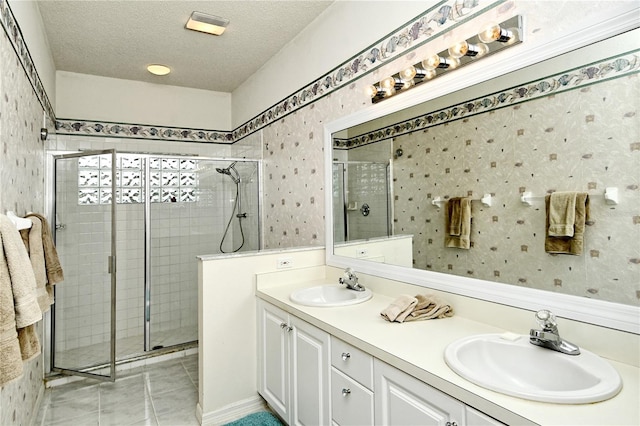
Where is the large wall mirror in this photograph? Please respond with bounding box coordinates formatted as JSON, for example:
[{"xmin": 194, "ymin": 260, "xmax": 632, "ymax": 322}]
[{"xmin": 325, "ymin": 18, "xmax": 639, "ymax": 333}]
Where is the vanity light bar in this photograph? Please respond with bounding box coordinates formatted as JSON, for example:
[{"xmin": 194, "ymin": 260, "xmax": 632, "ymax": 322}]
[{"xmin": 367, "ymin": 15, "xmax": 524, "ymax": 104}]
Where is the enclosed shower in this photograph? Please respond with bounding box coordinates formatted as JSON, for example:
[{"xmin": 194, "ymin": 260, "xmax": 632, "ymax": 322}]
[
  {"xmin": 333, "ymin": 161, "xmax": 391, "ymax": 243},
  {"xmin": 51, "ymin": 150, "xmax": 259, "ymax": 379}
]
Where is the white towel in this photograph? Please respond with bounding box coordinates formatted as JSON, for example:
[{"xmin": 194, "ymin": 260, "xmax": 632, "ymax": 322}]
[
  {"xmin": 0, "ymin": 215, "xmax": 41, "ymax": 328},
  {"xmin": 0, "ymin": 214, "xmax": 42, "ymax": 385}
]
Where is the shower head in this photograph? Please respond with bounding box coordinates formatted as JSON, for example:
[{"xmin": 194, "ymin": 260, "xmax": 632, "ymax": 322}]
[
  {"xmin": 216, "ymin": 162, "xmax": 240, "ymax": 183},
  {"xmin": 216, "ymin": 161, "xmax": 237, "ymax": 175}
]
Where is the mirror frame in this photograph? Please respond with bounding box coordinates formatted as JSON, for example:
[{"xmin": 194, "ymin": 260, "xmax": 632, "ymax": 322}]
[{"xmin": 324, "ymin": 9, "xmax": 640, "ymax": 334}]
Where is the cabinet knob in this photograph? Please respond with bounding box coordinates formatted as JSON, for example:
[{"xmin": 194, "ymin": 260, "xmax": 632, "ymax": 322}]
[
  {"xmin": 445, "ymin": 422, "xmax": 458, "ymax": 426},
  {"xmin": 286, "ymin": 326, "xmax": 293, "ymax": 332},
  {"xmin": 341, "ymin": 388, "xmax": 351, "ymax": 397},
  {"xmin": 341, "ymin": 352, "xmax": 351, "ymax": 361},
  {"xmin": 280, "ymin": 323, "xmax": 287, "ymax": 329}
]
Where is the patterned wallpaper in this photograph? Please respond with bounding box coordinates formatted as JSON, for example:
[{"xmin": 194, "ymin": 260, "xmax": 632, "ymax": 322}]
[
  {"xmin": 389, "ymin": 75, "xmax": 639, "ymax": 306},
  {"xmin": 0, "ymin": 20, "xmax": 47, "ymax": 426}
]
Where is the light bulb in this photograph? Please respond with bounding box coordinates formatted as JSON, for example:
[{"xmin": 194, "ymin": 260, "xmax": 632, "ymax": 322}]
[
  {"xmin": 399, "ymin": 66, "xmax": 417, "ymax": 81},
  {"xmin": 478, "ymin": 23, "xmax": 513, "ymax": 43},
  {"xmin": 401, "ymin": 79, "xmax": 414, "ymax": 90},
  {"xmin": 422, "ymin": 55, "xmax": 447, "ymax": 70},
  {"xmin": 382, "ymin": 76, "xmax": 404, "ymax": 89},
  {"xmin": 448, "ymin": 41, "xmax": 469, "ymax": 59},
  {"xmin": 381, "ymin": 77, "xmax": 394, "ymax": 89},
  {"xmin": 364, "ymin": 85, "xmax": 378, "ymax": 98},
  {"xmin": 475, "ymin": 43, "xmax": 490, "ymax": 58},
  {"xmin": 424, "ymin": 69, "xmax": 437, "ymax": 80},
  {"xmin": 447, "ymin": 57, "xmax": 461, "ymax": 69},
  {"xmin": 504, "ymin": 28, "xmax": 520, "ymax": 45}
]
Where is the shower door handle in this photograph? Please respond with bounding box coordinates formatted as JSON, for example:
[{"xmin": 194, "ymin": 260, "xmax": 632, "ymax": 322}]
[{"xmin": 108, "ymin": 256, "xmax": 116, "ymax": 274}]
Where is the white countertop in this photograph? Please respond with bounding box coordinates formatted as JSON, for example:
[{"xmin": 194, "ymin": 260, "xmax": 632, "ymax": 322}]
[{"xmin": 257, "ymin": 279, "xmax": 640, "ymax": 426}]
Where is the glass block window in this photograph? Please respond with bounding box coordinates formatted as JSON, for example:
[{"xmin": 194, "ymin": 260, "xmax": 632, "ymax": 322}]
[{"xmin": 78, "ymin": 155, "xmax": 199, "ymax": 205}]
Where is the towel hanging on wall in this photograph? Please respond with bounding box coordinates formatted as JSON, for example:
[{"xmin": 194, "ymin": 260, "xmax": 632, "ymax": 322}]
[
  {"xmin": 545, "ymin": 192, "xmax": 590, "ymax": 255},
  {"xmin": 445, "ymin": 197, "xmax": 472, "ymax": 250},
  {"xmin": 0, "ymin": 214, "xmax": 42, "ymax": 386}
]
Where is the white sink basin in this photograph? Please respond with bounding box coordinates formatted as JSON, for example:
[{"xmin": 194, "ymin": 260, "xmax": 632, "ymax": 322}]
[
  {"xmin": 290, "ymin": 285, "xmax": 372, "ymax": 307},
  {"xmin": 444, "ymin": 333, "xmax": 622, "ymax": 404}
]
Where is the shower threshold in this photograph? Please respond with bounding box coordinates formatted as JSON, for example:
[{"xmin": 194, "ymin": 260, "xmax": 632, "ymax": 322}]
[{"xmin": 47, "ymin": 340, "xmax": 197, "ymax": 386}]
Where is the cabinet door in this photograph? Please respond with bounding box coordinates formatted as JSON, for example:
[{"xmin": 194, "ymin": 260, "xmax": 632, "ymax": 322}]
[
  {"xmin": 290, "ymin": 316, "xmax": 331, "ymax": 426},
  {"xmin": 374, "ymin": 359, "xmax": 465, "ymax": 426},
  {"xmin": 257, "ymin": 300, "xmax": 290, "ymax": 421},
  {"xmin": 466, "ymin": 407, "xmax": 505, "ymax": 426}
]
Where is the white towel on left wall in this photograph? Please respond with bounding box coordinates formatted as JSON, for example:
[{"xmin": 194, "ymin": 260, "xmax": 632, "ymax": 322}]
[{"xmin": 0, "ymin": 214, "xmax": 42, "ymax": 386}]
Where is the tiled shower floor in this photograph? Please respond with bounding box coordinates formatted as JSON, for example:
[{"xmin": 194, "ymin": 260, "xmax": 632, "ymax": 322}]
[
  {"xmin": 55, "ymin": 327, "xmax": 198, "ymax": 368},
  {"xmin": 34, "ymin": 354, "xmax": 199, "ymax": 426}
]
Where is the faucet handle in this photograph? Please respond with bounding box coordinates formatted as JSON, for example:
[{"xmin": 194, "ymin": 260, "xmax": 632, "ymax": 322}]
[{"xmin": 535, "ymin": 309, "xmax": 557, "ymax": 329}]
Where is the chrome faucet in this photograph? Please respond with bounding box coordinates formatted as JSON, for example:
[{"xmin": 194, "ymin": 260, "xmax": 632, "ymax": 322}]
[
  {"xmin": 529, "ymin": 310, "xmax": 580, "ymax": 355},
  {"xmin": 339, "ymin": 267, "xmax": 365, "ymax": 292}
]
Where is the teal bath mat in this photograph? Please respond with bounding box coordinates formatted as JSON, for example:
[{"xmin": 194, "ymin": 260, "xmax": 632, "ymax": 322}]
[{"xmin": 223, "ymin": 411, "xmax": 282, "ymax": 426}]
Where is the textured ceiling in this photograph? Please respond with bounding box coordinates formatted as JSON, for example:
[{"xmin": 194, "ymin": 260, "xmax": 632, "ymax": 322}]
[{"xmin": 36, "ymin": 0, "xmax": 333, "ymax": 93}]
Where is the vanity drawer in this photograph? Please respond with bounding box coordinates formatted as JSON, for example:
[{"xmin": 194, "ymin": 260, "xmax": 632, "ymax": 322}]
[
  {"xmin": 331, "ymin": 337, "xmax": 373, "ymax": 389},
  {"xmin": 331, "ymin": 368, "xmax": 374, "ymax": 426}
]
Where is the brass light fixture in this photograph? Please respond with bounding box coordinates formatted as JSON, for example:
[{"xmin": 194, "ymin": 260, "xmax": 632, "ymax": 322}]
[{"xmin": 366, "ymin": 16, "xmax": 523, "ymax": 103}]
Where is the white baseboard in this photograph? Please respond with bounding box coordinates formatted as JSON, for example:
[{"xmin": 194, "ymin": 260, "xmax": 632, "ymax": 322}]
[{"xmin": 199, "ymin": 395, "xmax": 268, "ymax": 426}]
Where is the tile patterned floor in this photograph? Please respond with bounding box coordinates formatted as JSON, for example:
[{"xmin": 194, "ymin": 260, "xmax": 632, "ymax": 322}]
[{"xmin": 34, "ymin": 354, "xmax": 199, "ymax": 426}]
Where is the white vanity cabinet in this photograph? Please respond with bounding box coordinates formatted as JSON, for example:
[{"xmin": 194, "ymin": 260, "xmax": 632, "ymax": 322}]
[
  {"xmin": 374, "ymin": 359, "xmax": 466, "ymax": 426},
  {"xmin": 258, "ymin": 299, "xmax": 503, "ymax": 426},
  {"xmin": 257, "ymin": 300, "xmax": 331, "ymax": 426},
  {"xmin": 330, "ymin": 337, "xmax": 374, "ymax": 425}
]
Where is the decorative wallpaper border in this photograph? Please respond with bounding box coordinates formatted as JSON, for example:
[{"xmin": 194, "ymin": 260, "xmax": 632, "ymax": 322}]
[
  {"xmin": 231, "ymin": 0, "xmax": 506, "ymax": 141},
  {"xmin": 55, "ymin": 119, "xmax": 234, "ymax": 143},
  {"xmin": 55, "ymin": 0, "xmax": 506, "ymax": 143},
  {"xmin": 334, "ymin": 49, "xmax": 640, "ymax": 149},
  {"xmin": 0, "ymin": 0, "xmax": 55, "ymax": 120}
]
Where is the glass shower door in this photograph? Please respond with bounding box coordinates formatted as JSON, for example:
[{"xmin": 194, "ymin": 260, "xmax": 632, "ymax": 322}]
[
  {"xmin": 52, "ymin": 150, "xmax": 117, "ymax": 381},
  {"xmin": 146, "ymin": 156, "xmax": 200, "ymax": 350}
]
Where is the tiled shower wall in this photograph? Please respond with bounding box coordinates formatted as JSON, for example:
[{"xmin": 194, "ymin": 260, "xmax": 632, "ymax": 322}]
[
  {"xmin": 51, "ymin": 145, "xmax": 260, "ymax": 355},
  {"xmin": 0, "ymin": 19, "xmax": 48, "ymax": 426},
  {"xmin": 345, "ymin": 140, "xmax": 394, "ymax": 242}
]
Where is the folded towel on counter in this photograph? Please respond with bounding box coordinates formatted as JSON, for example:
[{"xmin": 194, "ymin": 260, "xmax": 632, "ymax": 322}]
[
  {"xmin": 445, "ymin": 197, "xmax": 472, "ymax": 250},
  {"xmin": 548, "ymin": 192, "xmax": 577, "ymax": 237},
  {"xmin": 545, "ymin": 193, "xmax": 590, "ymax": 255},
  {"xmin": 381, "ymin": 294, "xmax": 453, "ymax": 323},
  {"xmin": 26, "ymin": 213, "xmax": 64, "ymax": 286},
  {"xmin": 404, "ymin": 294, "xmax": 454, "ymax": 321},
  {"xmin": 380, "ymin": 294, "xmax": 418, "ymax": 323},
  {"xmin": 20, "ymin": 216, "xmax": 53, "ymax": 312}
]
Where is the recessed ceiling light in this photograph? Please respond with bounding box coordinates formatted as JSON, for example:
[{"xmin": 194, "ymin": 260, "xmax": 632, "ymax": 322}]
[
  {"xmin": 147, "ymin": 64, "xmax": 171, "ymax": 76},
  {"xmin": 185, "ymin": 11, "xmax": 229, "ymax": 36}
]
